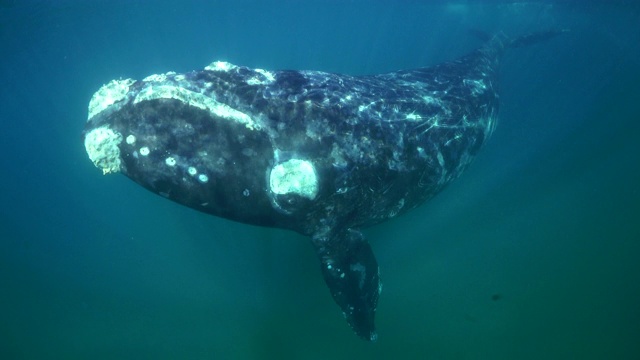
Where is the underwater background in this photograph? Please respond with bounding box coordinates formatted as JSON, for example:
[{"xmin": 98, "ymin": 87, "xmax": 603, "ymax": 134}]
[{"xmin": 1, "ymin": 0, "xmax": 639, "ymax": 358}]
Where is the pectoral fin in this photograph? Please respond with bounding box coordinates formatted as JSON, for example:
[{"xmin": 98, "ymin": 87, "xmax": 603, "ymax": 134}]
[{"xmin": 312, "ymin": 228, "xmax": 381, "ymax": 341}]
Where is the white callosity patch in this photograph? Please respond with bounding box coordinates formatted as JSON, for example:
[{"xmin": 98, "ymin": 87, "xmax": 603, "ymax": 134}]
[
  {"xmin": 84, "ymin": 126, "xmax": 123, "ymax": 174},
  {"xmin": 126, "ymin": 135, "xmax": 136, "ymax": 145},
  {"xmin": 139, "ymin": 147, "xmax": 150, "ymax": 156},
  {"xmin": 247, "ymin": 68, "xmax": 276, "ymax": 85},
  {"xmin": 204, "ymin": 61, "xmax": 237, "ymax": 72},
  {"xmin": 204, "ymin": 60, "xmax": 274, "ymax": 86},
  {"xmin": 142, "ymin": 71, "xmax": 176, "ymax": 83},
  {"xmin": 165, "ymin": 157, "xmax": 177, "ymax": 166},
  {"xmin": 87, "ymin": 79, "xmax": 135, "ymax": 121},
  {"xmin": 133, "ymin": 84, "xmax": 258, "ymax": 130},
  {"xmin": 269, "ymin": 159, "xmax": 319, "ymax": 200},
  {"xmin": 255, "ymin": 68, "xmax": 275, "ymax": 82}
]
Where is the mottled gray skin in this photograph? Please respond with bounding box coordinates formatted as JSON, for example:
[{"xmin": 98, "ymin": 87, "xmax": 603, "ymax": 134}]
[{"xmin": 84, "ymin": 32, "xmax": 558, "ymax": 340}]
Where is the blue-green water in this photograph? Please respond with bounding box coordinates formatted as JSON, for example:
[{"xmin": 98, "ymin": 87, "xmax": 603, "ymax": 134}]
[{"xmin": 1, "ymin": 1, "xmax": 639, "ymax": 358}]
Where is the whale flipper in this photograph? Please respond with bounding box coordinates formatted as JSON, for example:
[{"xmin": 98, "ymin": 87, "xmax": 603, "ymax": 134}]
[{"xmin": 313, "ymin": 228, "xmax": 380, "ymax": 341}]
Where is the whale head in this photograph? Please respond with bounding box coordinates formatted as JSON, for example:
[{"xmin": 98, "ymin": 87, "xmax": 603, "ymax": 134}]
[{"xmin": 83, "ymin": 73, "xmax": 291, "ymax": 228}]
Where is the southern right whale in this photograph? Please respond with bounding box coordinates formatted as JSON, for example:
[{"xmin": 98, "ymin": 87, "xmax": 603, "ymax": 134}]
[{"xmin": 83, "ymin": 30, "xmax": 563, "ymax": 341}]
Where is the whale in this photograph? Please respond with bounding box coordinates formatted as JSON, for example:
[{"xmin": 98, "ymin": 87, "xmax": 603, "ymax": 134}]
[{"xmin": 83, "ymin": 31, "xmax": 562, "ymax": 340}]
